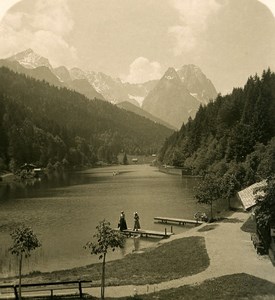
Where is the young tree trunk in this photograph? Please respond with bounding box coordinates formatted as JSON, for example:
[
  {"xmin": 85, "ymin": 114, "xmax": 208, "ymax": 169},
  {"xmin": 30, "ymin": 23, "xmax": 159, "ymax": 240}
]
[
  {"xmin": 210, "ymin": 200, "xmax": 213, "ymax": 221},
  {"xmin": 18, "ymin": 253, "xmax": 22, "ymax": 300},
  {"xmin": 101, "ymin": 252, "xmax": 106, "ymax": 299}
]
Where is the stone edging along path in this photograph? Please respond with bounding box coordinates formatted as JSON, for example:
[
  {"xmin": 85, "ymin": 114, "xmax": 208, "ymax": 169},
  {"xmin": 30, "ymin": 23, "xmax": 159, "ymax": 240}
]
[{"xmin": 86, "ymin": 212, "xmax": 275, "ymax": 298}]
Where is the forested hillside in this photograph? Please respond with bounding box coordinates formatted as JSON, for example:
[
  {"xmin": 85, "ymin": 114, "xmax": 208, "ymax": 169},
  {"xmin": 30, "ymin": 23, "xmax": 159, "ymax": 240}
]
[
  {"xmin": 159, "ymin": 69, "xmax": 275, "ymax": 189},
  {"xmin": 0, "ymin": 67, "xmax": 173, "ymax": 171}
]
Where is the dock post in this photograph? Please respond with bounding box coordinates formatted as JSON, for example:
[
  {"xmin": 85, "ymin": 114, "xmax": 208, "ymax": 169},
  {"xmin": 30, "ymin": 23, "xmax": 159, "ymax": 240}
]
[
  {"xmin": 171, "ymin": 226, "xmax": 173, "ymax": 233},
  {"xmin": 165, "ymin": 228, "xmax": 167, "ymax": 236}
]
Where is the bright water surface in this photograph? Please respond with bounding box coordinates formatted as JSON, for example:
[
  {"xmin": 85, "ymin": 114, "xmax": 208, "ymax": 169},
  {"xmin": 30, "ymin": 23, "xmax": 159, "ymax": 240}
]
[{"xmin": 0, "ymin": 164, "xmax": 203, "ymax": 277}]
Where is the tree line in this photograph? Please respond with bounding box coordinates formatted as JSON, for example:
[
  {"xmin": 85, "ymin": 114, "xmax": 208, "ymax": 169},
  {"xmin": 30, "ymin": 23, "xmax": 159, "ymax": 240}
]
[
  {"xmin": 159, "ymin": 69, "xmax": 275, "ymax": 223},
  {"xmin": 159, "ymin": 69, "xmax": 275, "ymax": 186},
  {"xmin": 0, "ymin": 67, "xmax": 173, "ymax": 172}
]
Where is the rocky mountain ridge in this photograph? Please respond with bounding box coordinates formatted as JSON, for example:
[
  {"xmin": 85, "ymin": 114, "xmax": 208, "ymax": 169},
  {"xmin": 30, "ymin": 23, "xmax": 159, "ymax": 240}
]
[
  {"xmin": 177, "ymin": 64, "xmax": 217, "ymax": 105},
  {"xmin": 142, "ymin": 67, "xmax": 202, "ymax": 128},
  {"xmin": 4, "ymin": 49, "xmax": 104, "ymax": 100},
  {"xmin": 8, "ymin": 48, "xmax": 53, "ymax": 70},
  {"xmin": 3, "ymin": 49, "xmax": 217, "ymax": 129}
]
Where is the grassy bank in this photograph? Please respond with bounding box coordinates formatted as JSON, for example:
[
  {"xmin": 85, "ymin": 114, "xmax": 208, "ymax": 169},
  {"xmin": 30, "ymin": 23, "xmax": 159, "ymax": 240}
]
[
  {"xmin": 108, "ymin": 273, "xmax": 275, "ymax": 300},
  {"xmin": 12, "ymin": 236, "xmax": 209, "ymax": 286},
  {"xmin": 23, "ymin": 273, "xmax": 275, "ymax": 299}
]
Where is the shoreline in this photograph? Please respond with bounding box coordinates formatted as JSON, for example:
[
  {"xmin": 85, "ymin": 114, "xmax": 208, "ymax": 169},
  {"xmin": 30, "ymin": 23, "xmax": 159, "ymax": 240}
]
[
  {"xmin": 1, "ymin": 210, "xmax": 275, "ymax": 298},
  {"xmin": 0, "ymin": 172, "xmax": 15, "ymax": 183},
  {"xmin": 0, "ymin": 211, "xmax": 255, "ymax": 283}
]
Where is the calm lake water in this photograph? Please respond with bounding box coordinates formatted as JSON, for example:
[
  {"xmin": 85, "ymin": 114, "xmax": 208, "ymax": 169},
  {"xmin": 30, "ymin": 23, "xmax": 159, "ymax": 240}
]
[{"xmin": 0, "ymin": 164, "xmax": 204, "ymax": 278}]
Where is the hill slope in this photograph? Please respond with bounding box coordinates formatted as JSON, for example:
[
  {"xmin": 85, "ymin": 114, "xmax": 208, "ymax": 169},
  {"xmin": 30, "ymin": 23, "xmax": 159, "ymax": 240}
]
[
  {"xmin": 0, "ymin": 67, "xmax": 173, "ymax": 170},
  {"xmin": 117, "ymin": 101, "xmax": 176, "ymax": 130},
  {"xmin": 159, "ymin": 69, "xmax": 275, "ymax": 188}
]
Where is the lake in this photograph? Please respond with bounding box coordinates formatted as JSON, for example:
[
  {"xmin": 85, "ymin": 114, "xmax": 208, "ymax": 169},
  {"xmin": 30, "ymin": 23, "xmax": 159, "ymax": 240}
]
[{"xmin": 0, "ymin": 164, "xmax": 204, "ymax": 278}]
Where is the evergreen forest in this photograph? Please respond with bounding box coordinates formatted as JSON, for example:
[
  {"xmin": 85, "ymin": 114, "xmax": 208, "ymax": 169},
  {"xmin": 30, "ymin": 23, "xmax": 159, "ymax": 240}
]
[
  {"xmin": 0, "ymin": 67, "xmax": 173, "ymax": 172},
  {"xmin": 159, "ymin": 69, "xmax": 275, "ymax": 234},
  {"xmin": 159, "ymin": 69, "xmax": 275, "ymax": 190}
]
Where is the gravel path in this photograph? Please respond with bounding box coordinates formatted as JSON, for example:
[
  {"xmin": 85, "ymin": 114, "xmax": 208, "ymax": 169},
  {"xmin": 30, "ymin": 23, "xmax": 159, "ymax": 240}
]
[{"xmin": 86, "ymin": 211, "xmax": 275, "ymax": 298}]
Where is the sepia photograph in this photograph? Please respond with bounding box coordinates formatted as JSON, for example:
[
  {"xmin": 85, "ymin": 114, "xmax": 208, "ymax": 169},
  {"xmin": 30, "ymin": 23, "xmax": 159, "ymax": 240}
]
[{"xmin": 0, "ymin": 0, "xmax": 275, "ymax": 299}]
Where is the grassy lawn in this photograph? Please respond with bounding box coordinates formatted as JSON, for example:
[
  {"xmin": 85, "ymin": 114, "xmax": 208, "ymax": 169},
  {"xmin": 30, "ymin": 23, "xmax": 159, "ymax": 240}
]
[
  {"xmin": 108, "ymin": 273, "xmax": 275, "ymax": 300},
  {"xmin": 17, "ymin": 236, "xmax": 209, "ymax": 286},
  {"xmin": 25, "ymin": 273, "xmax": 275, "ymax": 300}
]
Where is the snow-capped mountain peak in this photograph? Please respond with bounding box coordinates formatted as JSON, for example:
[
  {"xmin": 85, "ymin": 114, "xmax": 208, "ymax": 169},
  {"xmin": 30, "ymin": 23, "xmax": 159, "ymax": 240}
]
[{"xmin": 7, "ymin": 48, "xmax": 53, "ymax": 70}]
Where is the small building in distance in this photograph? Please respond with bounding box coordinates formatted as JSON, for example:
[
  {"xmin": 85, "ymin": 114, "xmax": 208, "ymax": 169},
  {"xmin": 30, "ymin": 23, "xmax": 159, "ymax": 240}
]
[
  {"xmin": 19, "ymin": 163, "xmax": 44, "ymax": 178},
  {"xmin": 20, "ymin": 163, "xmax": 37, "ymax": 173},
  {"xmin": 238, "ymin": 180, "xmax": 275, "ymax": 265},
  {"xmin": 237, "ymin": 180, "xmax": 267, "ymax": 211}
]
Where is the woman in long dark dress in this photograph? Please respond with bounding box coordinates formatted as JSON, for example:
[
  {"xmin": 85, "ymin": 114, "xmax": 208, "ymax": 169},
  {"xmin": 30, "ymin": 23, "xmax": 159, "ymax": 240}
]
[
  {"xmin": 119, "ymin": 211, "xmax": 127, "ymax": 231},
  {"xmin": 133, "ymin": 212, "xmax": 141, "ymax": 231}
]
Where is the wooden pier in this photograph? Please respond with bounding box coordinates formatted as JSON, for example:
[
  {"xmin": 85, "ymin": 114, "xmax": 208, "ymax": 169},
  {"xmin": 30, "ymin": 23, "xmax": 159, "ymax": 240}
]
[
  {"xmin": 115, "ymin": 228, "xmax": 174, "ymax": 238},
  {"xmin": 154, "ymin": 216, "xmax": 203, "ymax": 226}
]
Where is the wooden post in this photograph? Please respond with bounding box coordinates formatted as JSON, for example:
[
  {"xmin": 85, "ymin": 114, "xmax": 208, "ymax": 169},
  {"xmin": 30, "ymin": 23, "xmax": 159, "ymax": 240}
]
[
  {"xmin": 50, "ymin": 289, "xmax": 53, "ymax": 299},
  {"xmin": 13, "ymin": 285, "xmax": 18, "ymax": 300},
  {"xmin": 78, "ymin": 281, "xmax": 83, "ymax": 299},
  {"xmin": 165, "ymin": 228, "xmax": 167, "ymax": 236},
  {"xmin": 171, "ymin": 226, "xmax": 173, "ymax": 233}
]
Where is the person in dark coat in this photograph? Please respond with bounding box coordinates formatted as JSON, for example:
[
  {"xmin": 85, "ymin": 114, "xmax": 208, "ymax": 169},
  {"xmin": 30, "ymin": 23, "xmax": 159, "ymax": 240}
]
[
  {"xmin": 133, "ymin": 212, "xmax": 141, "ymax": 231},
  {"xmin": 119, "ymin": 211, "xmax": 127, "ymax": 231}
]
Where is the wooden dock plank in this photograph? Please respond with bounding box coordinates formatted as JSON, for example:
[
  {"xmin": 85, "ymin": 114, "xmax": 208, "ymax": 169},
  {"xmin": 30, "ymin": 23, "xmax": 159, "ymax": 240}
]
[
  {"xmin": 154, "ymin": 216, "xmax": 203, "ymax": 226},
  {"xmin": 114, "ymin": 228, "xmax": 173, "ymax": 238}
]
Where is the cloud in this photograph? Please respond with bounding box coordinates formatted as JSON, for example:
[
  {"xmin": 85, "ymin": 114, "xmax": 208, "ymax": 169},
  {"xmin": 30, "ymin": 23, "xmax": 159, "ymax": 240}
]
[
  {"xmin": 0, "ymin": 0, "xmax": 79, "ymax": 67},
  {"xmin": 124, "ymin": 57, "xmax": 162, "ymax": 83},
  {"xmin": 169, "ymin": 0, "xmax": 221, "ymax": 55},
  {"xmin": 31, "ymin": 0, "xmax": 74, "ymax": 36},
  {"xmin": 31, "ymin": 30, "xmax": 78, "ymax": 67}
]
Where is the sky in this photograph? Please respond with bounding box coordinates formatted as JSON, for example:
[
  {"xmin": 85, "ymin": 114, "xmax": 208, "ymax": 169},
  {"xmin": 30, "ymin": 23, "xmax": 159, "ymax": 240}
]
[{"xmin": 0, "ymin": 0, "xmax": 275, "ymax": 94}]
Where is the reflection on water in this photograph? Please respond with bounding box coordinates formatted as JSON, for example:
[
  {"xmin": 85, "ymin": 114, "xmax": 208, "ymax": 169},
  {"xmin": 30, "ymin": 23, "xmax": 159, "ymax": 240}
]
[
  {"xmin": 133, "ymin": 236, "xmax": 141, "ymax": 252},
  {"xmin": 0, "ymin": 165, "xmax": 202, "ymax": 278},
  {"xmin": 0, "ymin": 171, "xmax": 99, "ymax": 201}
]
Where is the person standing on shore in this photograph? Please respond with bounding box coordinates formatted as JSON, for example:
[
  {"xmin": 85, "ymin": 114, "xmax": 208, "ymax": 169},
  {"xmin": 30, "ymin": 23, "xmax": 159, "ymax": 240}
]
[
  {"xmin": 133, "ymin": 212, "xmax": 141, "ymax": 231},
  {"xmin": 119, "ymin": 211, "xmax": 127, "ymax": 231}
]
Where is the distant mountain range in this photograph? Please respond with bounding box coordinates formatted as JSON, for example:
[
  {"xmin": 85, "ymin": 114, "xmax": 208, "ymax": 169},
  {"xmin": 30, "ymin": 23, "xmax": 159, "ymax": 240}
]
[
  {"xmin": 4, "ymin": 49, "xmax": 155, "ymax": 105},
  {"xmin": 3, "ymin": 49, "xmax": 104, "ymax": 100},
  {"xmin": 1, "ymin": 49, "xmax": 217, "ymax": 129},
  {"xmin": 69, "ymin": 67, "xmax": 156, "ymax": 106}
]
